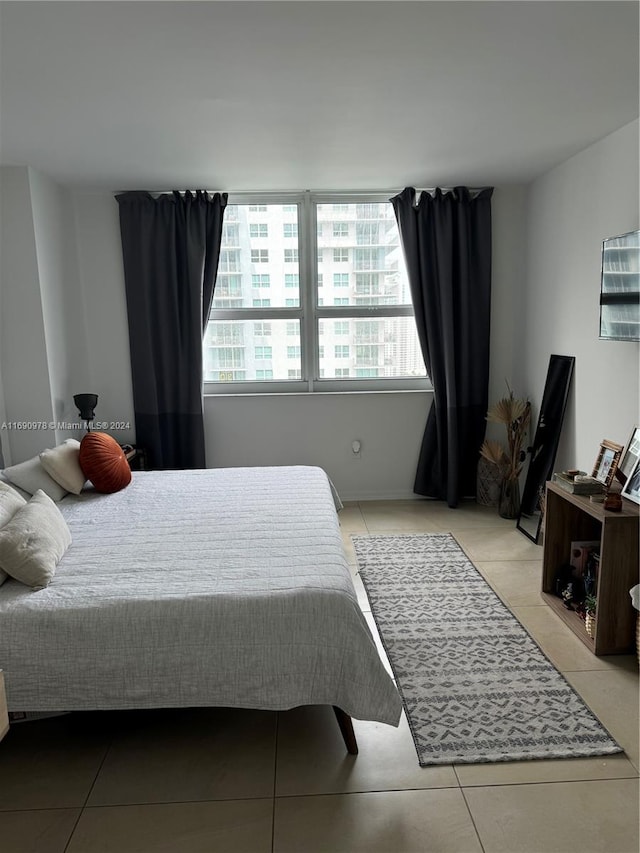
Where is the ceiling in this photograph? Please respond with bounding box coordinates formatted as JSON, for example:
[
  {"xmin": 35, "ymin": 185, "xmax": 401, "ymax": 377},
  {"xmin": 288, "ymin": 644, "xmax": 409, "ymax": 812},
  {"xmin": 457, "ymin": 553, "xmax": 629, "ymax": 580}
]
[{"xmin": 0, "ymin": 1, "xmax": 638, "ymax": 191}]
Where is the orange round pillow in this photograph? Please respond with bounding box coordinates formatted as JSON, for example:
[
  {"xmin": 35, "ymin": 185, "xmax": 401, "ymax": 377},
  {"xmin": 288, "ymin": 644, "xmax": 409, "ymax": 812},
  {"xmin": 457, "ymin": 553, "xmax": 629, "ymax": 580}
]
[{"xmin": 79, "ymin": 432, "xmax": 132, "ymax": 494}]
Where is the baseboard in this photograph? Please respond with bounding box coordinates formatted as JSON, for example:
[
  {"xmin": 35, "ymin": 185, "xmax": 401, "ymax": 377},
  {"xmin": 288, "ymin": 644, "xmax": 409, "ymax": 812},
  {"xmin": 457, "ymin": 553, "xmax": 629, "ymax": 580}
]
[{"xmin": 339, "ymin": 490, "xmax": 428, "ymax": 502}]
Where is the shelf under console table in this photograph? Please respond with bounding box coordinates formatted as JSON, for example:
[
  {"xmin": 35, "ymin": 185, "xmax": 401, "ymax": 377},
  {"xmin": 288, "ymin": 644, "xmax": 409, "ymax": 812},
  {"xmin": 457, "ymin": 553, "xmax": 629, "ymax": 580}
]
[{"xmin": 542, "ymin": 481, "xmax": 639, "ymax": 656}]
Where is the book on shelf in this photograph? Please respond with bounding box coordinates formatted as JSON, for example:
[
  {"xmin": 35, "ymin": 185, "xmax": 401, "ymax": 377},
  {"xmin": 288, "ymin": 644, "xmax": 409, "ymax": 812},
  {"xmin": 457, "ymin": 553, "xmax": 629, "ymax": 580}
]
[{"xmin": 552, "ymin": 472, "xmax": 606, "ymax": 495}]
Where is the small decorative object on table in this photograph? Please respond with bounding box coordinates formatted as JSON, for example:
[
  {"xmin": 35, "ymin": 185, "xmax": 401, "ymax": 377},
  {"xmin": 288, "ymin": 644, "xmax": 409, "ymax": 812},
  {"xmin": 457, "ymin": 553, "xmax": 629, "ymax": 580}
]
[
  {"xmin": 552, "ymin": 471, "xmax": 605, "ymax": 496},
  {"xmin": 583, "ymin": 594, "xmax": 597, "ymax": 639},
  {"xmin": 603, "ymin": 492, "xmax": 623, "ymax": 512},
  {"xmin": 592, "ymin": 439, "xmax": 624, "ymax": 489},
  {"xmin": 479, "ymin": 384, "xmax": 531, "ymax": 519}
]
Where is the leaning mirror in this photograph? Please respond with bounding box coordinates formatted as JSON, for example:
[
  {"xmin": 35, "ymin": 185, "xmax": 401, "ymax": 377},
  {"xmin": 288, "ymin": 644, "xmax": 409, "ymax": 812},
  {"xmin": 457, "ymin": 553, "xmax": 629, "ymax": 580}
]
[{"xmin": 517, "ymin": 355, "xmax": 575, "ymax": 543}]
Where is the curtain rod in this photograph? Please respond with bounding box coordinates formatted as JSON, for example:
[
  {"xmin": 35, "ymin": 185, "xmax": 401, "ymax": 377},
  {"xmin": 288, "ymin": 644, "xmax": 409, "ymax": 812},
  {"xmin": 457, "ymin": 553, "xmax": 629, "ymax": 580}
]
[{"xmin": 124, "ymin": 187, "xmax": 492, "ymax": 197}]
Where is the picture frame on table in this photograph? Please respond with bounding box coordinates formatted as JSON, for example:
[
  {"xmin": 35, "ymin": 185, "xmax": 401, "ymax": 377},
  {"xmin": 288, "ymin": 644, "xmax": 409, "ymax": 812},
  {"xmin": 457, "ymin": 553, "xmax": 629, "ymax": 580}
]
[
  {"xmin": 621, "ymin": 457, "xmax": 640, "ymax": 506},
  {"xmin": 592, "ymin": 439, "xmax": 624, "ymax": 488},
  {"xmin": 616, "ymin": 425, "xmax": 640, "ymax": 485}
]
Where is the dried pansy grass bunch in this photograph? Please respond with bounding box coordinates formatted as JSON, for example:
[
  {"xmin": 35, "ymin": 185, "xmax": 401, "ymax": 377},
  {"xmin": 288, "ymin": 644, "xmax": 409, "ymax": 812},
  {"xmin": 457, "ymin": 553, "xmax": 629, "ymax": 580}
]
[{"xmin": 480, "ymin": 386, "xmax": 531, "ymax": 482}]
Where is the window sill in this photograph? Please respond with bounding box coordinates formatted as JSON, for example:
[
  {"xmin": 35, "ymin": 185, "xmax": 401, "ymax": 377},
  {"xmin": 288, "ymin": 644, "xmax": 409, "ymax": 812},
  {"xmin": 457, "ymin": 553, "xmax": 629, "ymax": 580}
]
[{"xmin": 205, "ymin": 387, "xmax": 433, "ymax": 399}]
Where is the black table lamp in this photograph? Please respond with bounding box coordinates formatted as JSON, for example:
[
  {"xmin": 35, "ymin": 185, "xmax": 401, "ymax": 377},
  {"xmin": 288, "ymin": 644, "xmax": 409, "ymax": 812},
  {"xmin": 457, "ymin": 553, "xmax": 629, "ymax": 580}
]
[{"xmin": 73, "ymin": 394, "xmax": 98, "ymax": 431}]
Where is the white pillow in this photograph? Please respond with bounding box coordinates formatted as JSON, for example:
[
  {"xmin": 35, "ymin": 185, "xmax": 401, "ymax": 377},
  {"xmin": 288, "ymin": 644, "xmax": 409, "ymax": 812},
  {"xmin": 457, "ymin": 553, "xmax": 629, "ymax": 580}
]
[
  {"xmin": 2, "ymin": 456, "xmax": 68, "ymax": 502},
  {"xmin": 0, "ymin": 481, "xmax": 27, "ymax": 587},
  {"xmin": 40, "ymin": 439, "xmax": 85, "ymax": 494},
  {"xmin": 0, "ymin": 471, "xmax": 31, "ymax": 501},
  {"xmin": 0, "ymin": 490, "xmax": 71, "ymax": 589}
]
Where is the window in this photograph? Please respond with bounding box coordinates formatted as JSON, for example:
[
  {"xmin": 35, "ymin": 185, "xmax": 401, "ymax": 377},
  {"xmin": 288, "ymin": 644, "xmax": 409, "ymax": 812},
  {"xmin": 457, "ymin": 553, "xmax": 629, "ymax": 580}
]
[
  {"xmin": 205, "ymin": 195, "xmax": 427, "ymax": 392},
  {"xmin": 210, "ymin": 348, "xmax": 245, "ymax": 370},
  {"xmin": 251, "ymin": 274, "xmax": 270, "ymax": 288},
  {"xmin": 205, "ymin": 322, "xmax": 244, "ymax": 347},
  {"xmin": 356, "ymin": 222, "xmax": 380, "ymax": 245},
  {"xmin": 354, "ymin": 248, "xmax": 385, "ymax": 271},
  {"xmin": 219, "ymin": 249, "xmax": 240, "ymax": 273},
  {"xmin": 216, "ymin": 275, "xmax": 242, "ymax": 297},
  {"xmin": 222, "ymin": 223, "xmax": 239, "ymax": 244}
]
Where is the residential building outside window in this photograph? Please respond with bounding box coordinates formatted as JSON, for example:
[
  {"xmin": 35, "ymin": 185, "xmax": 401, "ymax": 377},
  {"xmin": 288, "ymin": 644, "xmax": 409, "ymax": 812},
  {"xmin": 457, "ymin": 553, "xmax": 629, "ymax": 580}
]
[{"xmin": 204, "ymin": 194, "xmax": 427, "ymax": 391}]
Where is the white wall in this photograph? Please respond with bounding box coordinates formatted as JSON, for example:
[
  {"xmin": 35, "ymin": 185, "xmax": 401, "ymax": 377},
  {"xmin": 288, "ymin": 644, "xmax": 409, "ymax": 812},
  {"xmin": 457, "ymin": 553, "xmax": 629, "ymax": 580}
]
[
  {"xmin": 28, "ymin": 168, "xmax": 90, "ymax": 441},
  {"xmin": 71, "ymin": 192, "xmax": 136, "ymax": 445},
  {"xmin": 204, "ymin": 391, "xmax": 430, "ymax": 501},
  {"xmin": 488, "ymin": 184, "xmax": 528, "ymax": 423},
  {"xmin": 5, "ymin": 151, "xmax": 626, "ymax": 493},
  {"xmin": 66, "ymin": 186, "xmax": 526, "ymax": 498},
  {"xmin": 0, "ymin": 166, "xmax": 56, "ymax": 461},
  {"xmin": 520, "ymin": 120, "xmax": 639, "ymax": 473}
]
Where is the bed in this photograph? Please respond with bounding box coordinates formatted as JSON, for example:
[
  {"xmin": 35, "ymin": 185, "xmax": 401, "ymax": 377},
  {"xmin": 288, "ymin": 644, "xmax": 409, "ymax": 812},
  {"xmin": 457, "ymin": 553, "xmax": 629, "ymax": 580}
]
[{"xmin": 0, "ymin": 465, "xmax": 401, "ymax": 751}]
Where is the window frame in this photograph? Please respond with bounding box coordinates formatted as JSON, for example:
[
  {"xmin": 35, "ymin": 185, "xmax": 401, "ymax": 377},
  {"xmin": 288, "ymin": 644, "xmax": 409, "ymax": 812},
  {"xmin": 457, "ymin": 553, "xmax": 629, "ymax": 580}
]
[{"xmin": 205, "ymin": 191, "xmax": 430, "ymax": 395}]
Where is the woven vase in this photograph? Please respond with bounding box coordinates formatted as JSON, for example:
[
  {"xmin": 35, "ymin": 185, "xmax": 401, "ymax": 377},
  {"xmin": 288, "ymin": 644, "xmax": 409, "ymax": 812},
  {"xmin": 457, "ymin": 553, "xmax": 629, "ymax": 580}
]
[
  {"xmin": 477, "ymin": 458, "xmax": 502, "ymax": 507},
  {"xmin": 499, "ymin": 477, "xmax": 521, "ymax": 519}
]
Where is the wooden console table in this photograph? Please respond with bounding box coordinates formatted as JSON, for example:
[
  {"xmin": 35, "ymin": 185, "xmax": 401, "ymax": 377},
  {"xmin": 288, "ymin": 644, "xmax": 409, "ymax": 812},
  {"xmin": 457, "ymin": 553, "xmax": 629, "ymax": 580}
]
[{"xmin": 542, "ymin": 481, "xmax": 639, "ymax": 655}]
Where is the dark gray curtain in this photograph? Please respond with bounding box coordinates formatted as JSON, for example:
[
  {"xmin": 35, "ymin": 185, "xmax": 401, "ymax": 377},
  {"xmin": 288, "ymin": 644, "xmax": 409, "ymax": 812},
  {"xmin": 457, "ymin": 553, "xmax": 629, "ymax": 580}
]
[
  {"xmin": 116, "ymin": 190, "xmax": 227, "ymax": 470},
  {"xmin": 391, "ymin": 186, "xmax": 493, "ymax": 507}
]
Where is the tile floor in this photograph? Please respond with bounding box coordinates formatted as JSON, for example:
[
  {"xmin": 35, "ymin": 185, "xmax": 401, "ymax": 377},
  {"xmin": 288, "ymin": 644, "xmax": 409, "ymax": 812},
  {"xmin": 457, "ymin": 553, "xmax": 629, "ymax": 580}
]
[{"xmin": 0, "ymin": 500, "xmax": 638, "ymax": 853}]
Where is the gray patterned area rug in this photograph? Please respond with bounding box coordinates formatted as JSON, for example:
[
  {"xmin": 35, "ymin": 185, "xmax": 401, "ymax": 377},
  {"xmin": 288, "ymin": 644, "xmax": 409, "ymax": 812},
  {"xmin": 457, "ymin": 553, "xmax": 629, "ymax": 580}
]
[{"xmin": 352, "ymin": 533, "xmax": 622, "ymax": 766}]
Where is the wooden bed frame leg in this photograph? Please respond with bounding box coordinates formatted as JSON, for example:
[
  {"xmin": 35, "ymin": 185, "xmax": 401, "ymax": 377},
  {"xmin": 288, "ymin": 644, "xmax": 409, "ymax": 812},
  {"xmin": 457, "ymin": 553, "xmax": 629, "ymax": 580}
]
[{"xmin": 333, "ymin": 706, "xmax": 358, "ymax": 755}]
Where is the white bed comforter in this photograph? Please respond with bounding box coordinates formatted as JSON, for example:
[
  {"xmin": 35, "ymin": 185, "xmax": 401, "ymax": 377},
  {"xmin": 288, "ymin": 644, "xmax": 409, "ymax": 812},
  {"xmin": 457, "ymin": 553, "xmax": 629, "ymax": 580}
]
[{"xmin": 0, "ymin": 466, "xmax": 401, "ymax": 725}]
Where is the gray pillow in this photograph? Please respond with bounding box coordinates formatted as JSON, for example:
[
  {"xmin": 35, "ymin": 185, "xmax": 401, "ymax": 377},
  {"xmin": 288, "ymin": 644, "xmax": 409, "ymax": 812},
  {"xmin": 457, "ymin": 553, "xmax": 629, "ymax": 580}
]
[{"xmin": 0, "ymin": 490, "xmax": 72, "ymax": 590}]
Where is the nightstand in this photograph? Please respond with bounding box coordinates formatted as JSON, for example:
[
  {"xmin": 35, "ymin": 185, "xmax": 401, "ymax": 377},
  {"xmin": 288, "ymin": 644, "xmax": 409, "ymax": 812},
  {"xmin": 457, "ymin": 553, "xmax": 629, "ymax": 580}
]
[
  {"xmin": 124, "ymin": 446, "xmax": 148, "ymax": 471},
  {"xmin": 0, "ymin": 671, "xmax": 8, "ymax": 741}
]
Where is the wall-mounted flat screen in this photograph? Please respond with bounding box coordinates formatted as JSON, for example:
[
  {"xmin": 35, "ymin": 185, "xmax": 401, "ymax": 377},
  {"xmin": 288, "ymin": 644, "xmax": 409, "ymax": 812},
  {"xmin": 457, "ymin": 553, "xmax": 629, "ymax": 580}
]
[{"xmin": 599, "ymin": 229, "xmax": 640, "ymax": 341}]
